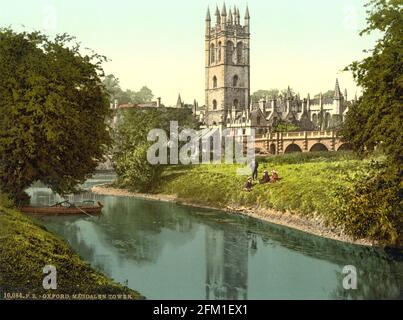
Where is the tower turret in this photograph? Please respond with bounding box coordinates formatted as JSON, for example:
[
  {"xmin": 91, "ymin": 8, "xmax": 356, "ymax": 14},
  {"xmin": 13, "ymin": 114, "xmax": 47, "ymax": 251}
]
[
  {"xmin": 244, "ymin": 5, "xmax": 250, "ymax": 32},
  {"xmin": 334, "ymin": 79, "xmax": 342, "ymax": 114},
  {"xmin": 221, "ymin": 3, "xmax": 227, "ymax": 30},
  {"xmin": 228, "ymin": 8, "xmax": 233, "ymax": 24},
  {"xmin": 206, "ymin": 7, "xmax": 211, "ymax": 34},
  {"xmin": 215, "ymin": 6, "xmax": 221, "ymax": 26}
]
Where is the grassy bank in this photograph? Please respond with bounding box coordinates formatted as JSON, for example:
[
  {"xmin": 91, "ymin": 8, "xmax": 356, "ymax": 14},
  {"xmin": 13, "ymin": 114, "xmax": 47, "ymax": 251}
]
[
  {"xmin": 0, "ymin": 205, "xmax": 143, "ymax": 299},
  {"xmin": 114, "ymin": 151, "xmax": 400, "ymax": 246}
]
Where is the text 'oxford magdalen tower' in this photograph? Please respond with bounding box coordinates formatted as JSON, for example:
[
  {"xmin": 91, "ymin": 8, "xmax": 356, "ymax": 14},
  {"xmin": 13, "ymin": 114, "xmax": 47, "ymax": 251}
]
[{"xmin": 205, "ymin": 4, "xmax": 250, "ymax": 126}]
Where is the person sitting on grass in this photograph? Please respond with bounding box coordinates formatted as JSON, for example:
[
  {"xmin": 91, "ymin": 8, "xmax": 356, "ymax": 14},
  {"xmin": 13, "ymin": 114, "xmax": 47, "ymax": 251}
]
[
  {"xmin": 271, "ymin": 169, "xmax": 279, "ymax": 183},
  {"xmin": 259, "ymin": 170, "xmax": 271, "ymax": 184},
  {"xmin": 243, "ymin": 177, "xmax": 253, "ymax": 192}
]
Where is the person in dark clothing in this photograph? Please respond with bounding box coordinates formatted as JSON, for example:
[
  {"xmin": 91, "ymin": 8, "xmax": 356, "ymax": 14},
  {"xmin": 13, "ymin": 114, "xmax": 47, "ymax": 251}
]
[
  {"xmin": 259, "ymin": 170, "xmax": 270, "ymax": 184},
  {"xmin": 252, "ymin": 159, "xmax": 259, "ymax": 180},
  {"xmin": 243, "ymin": 177, "xmax": 253, "ymax": 192}
]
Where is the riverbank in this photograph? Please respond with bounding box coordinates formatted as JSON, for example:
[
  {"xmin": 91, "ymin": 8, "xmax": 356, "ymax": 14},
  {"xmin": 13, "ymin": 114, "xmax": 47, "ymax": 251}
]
[
  {"xmin": 0, "ymin": 205, "xmax": 144, "ymax": 300},
  {"xmin": 91, "ymin": 184, "xmax": 375, "ymax": 247}
]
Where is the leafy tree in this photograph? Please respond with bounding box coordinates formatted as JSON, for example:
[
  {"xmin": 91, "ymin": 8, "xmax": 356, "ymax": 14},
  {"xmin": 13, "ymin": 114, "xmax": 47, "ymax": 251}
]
[
  {"xmin": 102, "ymin": 75, "xmax": 154, "ymax": 105},
  {"xmin": 133, "ymin": 86, "xmax": 154, "ymax": 104},
  {"xmin": 339, "ymin": 0, "xmax": 402, "ymax": 246},
  {"xmin": 113, "ymin": 108, "xmax": 198, "ymax": 192},
  {"xmin": 0, "ymin": 29, "xmax": 112, "ymax": 202},
  {"xmin": 251, "ymin": 89, "xmax": 279, "ymax": 102},
  {"xmin": 272, "ymin": 121, "xmax": 300, "ymax": 133},
  {"xmin": 314, "ymin": 90, "xmax": 335, "ymax": 99},
  {"xmin": 341, "ymin": 0, "xmax": 402, "ymax": 165}
]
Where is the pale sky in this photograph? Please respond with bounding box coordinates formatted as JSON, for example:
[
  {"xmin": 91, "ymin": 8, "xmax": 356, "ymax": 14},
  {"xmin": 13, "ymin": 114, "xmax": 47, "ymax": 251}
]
[{"xmin": 2, "ymin": 0, "xmax": 378, "ymax": 105}]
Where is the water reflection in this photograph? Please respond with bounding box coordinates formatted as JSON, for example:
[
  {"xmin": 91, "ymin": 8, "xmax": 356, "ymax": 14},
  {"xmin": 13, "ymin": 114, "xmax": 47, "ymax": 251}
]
[{"xmin": 29, "ymin": 175, "xmax": 402, "ymax": 300}]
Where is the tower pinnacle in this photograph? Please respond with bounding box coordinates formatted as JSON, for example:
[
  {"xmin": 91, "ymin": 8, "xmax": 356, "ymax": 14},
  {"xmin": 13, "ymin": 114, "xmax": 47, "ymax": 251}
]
[
  {"xmin": 206, "ymin": 7, "xmax": 211, "ymax": 21},
  {"xmin": 334, "ymin": 79, "xmax": 342, "ymax": 100}
]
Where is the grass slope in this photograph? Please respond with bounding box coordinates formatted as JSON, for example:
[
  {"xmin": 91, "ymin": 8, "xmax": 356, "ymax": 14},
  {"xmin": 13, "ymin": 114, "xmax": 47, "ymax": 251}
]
[
  {"xmin": 0, "ymin": 206, "xmax": 143, "ymax": 299},
  {"xmin": 145, "ymin": 151, "xmax": 398, "ymax": 245}
]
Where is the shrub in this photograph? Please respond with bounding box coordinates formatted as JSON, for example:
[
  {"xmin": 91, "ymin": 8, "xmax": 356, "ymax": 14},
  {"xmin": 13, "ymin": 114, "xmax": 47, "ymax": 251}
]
[{"xmin": 333, "ymin": 162, "xmax": 402, "ymax": 246}]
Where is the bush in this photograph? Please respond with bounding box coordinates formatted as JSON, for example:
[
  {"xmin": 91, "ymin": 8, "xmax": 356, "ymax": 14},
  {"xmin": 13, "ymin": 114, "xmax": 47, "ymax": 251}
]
[
  {"xmin": 115, "ymin": 143, "xmax": 164, "ymax": 192},
  {"xmin": 0, "ymin": 191, "xmax": 14, "ymax": 208},
  {"xmin": 333, "ymin": 162, "xmax": 402, "ymax": 246}
]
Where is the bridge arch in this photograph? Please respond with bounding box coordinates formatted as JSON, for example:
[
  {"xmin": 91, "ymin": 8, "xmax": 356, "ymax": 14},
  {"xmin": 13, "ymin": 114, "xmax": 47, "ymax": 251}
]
[
  {"xmin": 284, "ymin": 144, "xmax": 302, "ymax": 154},
  {"xmin": 310, "ymin": 143, "xmax": 328, "ymax": 152}
]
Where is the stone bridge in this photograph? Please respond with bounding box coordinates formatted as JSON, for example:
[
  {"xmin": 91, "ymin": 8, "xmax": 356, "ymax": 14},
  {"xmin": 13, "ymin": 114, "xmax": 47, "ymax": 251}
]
[{"xmin": 252, "ymin": 130, "xmax": 351, "ymax": 155}]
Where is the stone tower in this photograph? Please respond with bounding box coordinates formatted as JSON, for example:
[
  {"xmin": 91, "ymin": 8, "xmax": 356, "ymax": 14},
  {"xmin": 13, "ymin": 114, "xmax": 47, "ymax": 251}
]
[{"xmin": 205, "ymin": 4, "xmax": 250, "ymax": 126}]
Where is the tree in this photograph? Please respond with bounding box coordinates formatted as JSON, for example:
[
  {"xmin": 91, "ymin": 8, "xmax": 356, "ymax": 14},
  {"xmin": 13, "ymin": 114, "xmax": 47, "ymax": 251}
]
[
  {"xmin": 341, "ymin": 0, "xmax": 402, "ymax": 165},
  {"xmin": 251, "ymin": 89, "xmax": 279, "ymax": 102},
  {"xmin": 133, "ymin": 86, "xmax": 154, "ymax": 104},
  {"xmin": 113, "ymin": 108, "xmax": 198, "ymax": 192},
  {"xmin": 0, "ymin": 29, "xmax": 112, "ymax": 202},
  {"xmin": 314, "ymin": 90, "xmax": 335, "ymax": 99},
  {"xmin": 338, "ymin": 0, "xmax": 402, "ymax": 246}
]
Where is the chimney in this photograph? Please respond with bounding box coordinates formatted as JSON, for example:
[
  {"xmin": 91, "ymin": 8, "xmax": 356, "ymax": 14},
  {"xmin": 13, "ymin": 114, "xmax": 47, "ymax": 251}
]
[{"xmin": 157, "ymin": 97, "xmax": 161, "ymax": 107}]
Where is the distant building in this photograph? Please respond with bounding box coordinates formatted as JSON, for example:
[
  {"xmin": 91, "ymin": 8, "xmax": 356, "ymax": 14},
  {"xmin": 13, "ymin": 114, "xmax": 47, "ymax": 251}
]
[{"xmin": 194, "ymin": 5, "xmax": 355, "ymax": 134}]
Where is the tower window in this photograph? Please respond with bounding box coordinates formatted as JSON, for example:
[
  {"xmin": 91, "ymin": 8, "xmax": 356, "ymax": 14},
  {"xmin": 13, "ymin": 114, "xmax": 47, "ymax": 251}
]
[
  {"xmin": 233, "ymin": 75, "xmax": 239, "ymax": 87},
  {"xmin": 226, "ymin": 41, "xmax": 234, "ymax": 64},
  {"xmin": 218, "ymin": 42, "xmax": 222, "ymax": 62},
  {"xmin": 233, "ymin": 99, "xmax": 239, "ymax": 108},
  {"xmin": 213, "ymin": 99, "xmax": 217, "ymax": 110},
  {"xmin": 213, "ymin": 76, "xmax": 217, "ymax": 88},
  {"xmin": 210, "ymin": 43, "xmax": 215, "ymax": 64},
  {"xmin": 236, "ymin": 42, "xmax": 243, "ymax": 64}
]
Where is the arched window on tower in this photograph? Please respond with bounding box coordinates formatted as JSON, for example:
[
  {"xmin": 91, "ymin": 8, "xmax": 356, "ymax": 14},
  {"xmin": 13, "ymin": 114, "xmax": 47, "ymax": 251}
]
[
  {"xmin": 226, "ymin": 41, "xmax": 234, "ymax": 64},
  {"xmin": 212, "ymin": 99, "xmax": 217, "ymax": 110},
  {"xmin": 210, "ymin": 43, "xmax": 215, "ymax": 64},
  {"xmin": 213, "ymin": 76, "xmax": 217, "ymax": 88},
  {"xmin": 233, "ymin": 75, "xmax": 239, "ymax": 87},
  {"xmin": 233, "ymin": 99, "xmax": 239, "ymax": 108},
  {"xmin": 236, "ymin": 42, "xmax": 243, "ymax": 64},
  {"xmin": 218, "ymin": 42, "xmax": 222, "ymax": 62}
]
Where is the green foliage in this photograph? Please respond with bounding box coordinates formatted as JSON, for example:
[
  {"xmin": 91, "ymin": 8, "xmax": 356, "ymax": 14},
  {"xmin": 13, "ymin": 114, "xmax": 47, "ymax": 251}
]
[
  {"xmin": 314, "ymin": 90, "xmax": 335, "ymax": 99},
  {"xmin": 0, "ymin": 191, "xmax": 14, "ymax": 208},
  {"xmin": 251, "ymin": 89, "xmax": 279, "ymax": 101},
  {"xmin": 103, "ymin": 74, "xmax": 154, "ymax": 104},
  {"xmin": 339, "ymin": 0, "xmax": 402, "ymax": 246},
  {"xmin": 272, "ymin": 121, "xmax": 300, "ymax": 132},
  {"xmin": 332, "ymin": 162, "xmax": 402, "ymax": 246},
  {"xmin": 152, "ymin": 152, "xmax": 400, "ymax": 245},
  {"xmin": 113, "ymin": 107, "xmax": 198, "ymax": 192},
  {"xmin": 0, "ymin": 29, "xmax": 112, "ymax": 202},
  {"xmin": 0, "ymin": 206, "xmax": 143, "ymax": 297},
  {"xmin": 341, "ymin": 0, "xmax": 402, "ymax": 165},
  {"xmin": 251, "ymin": 88, "xmax": 296, "ymax": 102}
]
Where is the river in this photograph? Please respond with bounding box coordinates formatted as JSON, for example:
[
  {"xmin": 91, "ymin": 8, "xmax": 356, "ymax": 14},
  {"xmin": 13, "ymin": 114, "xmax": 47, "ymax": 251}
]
[{"xmin": 27, "ymin": 173, "xmax": 402, "ymax": 300}]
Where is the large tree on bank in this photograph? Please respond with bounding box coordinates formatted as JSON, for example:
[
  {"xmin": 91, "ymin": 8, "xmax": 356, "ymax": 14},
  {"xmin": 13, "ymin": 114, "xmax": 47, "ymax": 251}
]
[
  {"xmin": 0, "ymin": 29, "xmax": 112, "ymax": 202},
  {"xmin": 341, "ymin": 0, "xmax": 402, "ymax": 166},
  {"xmin": 337, "ymin": 0, "xmax": 402, "ymax": 246}
]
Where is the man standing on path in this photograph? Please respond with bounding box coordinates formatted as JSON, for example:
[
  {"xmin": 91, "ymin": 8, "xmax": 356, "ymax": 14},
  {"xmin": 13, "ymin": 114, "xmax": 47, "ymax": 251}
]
[{"xmin": 252, "ymin": 159, "xmax": 259, "ymax": 180}]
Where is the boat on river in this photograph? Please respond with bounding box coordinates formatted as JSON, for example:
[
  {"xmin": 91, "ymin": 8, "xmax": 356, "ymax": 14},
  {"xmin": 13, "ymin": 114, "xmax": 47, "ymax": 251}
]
[{"xmin": 20, "ymin": 200, "xmax": 103, "ymax": 216}]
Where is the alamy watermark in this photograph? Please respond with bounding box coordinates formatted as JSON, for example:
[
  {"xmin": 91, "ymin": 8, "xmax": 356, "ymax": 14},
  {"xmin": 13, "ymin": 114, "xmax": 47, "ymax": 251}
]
[
  {"xmin": 146, "ymin": 121, "xmax": 255, "ymax": 175},
  {"xmin": 43, "ymin": 265, "xmax": 57, "ymax": 290}
]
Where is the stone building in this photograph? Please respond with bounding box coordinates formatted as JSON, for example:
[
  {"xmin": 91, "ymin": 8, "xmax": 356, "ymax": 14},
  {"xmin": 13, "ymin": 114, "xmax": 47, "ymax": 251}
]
[{"xmin": 196, "ymin": 5, "xmax": 354, "ymax": 134}]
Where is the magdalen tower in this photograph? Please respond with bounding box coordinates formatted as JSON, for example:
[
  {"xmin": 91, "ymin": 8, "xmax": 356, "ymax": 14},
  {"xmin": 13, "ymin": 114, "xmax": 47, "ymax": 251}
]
[{"xmin": 204, "ymin": 4, "xmax": 250, "ymax": 126}]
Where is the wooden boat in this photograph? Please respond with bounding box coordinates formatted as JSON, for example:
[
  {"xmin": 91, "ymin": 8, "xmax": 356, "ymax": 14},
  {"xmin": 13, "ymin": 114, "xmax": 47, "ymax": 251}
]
[{"xmin": 19, "ymin": 200, "xmax": 103, "ymax": 216}]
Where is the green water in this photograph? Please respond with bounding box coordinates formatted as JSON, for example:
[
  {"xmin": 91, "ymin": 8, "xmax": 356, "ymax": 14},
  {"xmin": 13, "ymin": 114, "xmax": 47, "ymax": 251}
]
[{"xmin": 28, "ymin": 174, "xmax": 402, "ymax": 300}]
